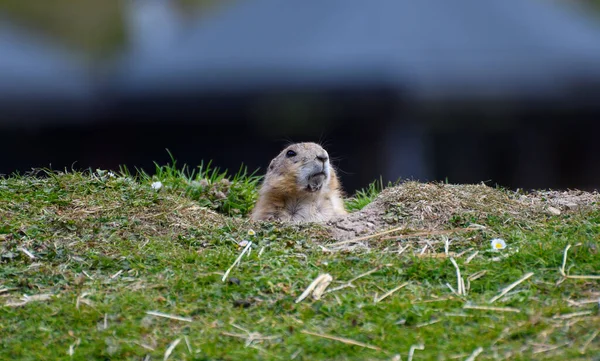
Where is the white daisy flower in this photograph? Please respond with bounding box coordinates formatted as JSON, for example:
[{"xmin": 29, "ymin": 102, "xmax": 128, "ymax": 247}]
[
  {"xmin": 238, "ymin": 240, "xmax": 250, "ymax": 247},
  {"xmin": 151, "ymin": 181, "xmax": 163, "ymax": 190},
  {"xmin": 247, "ymin": 229, "xmax": 256, "ymax": 236},
  {"xmin": 490, "ymin": 238, "xmax": 507, "ymax": 251}
]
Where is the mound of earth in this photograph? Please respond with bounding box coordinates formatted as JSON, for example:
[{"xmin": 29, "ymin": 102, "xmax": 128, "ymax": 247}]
[{"xmin": 328, "ymin": 182, "xmax": 599, "ymax": 241}]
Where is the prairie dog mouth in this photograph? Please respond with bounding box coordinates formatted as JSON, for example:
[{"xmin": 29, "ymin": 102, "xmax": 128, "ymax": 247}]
[{"xmin": 306, "ymin": 172, "xmax": 326, "ymax": 192}]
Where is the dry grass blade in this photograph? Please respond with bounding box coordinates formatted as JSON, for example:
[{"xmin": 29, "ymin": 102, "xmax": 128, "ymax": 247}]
[
  {"xmin": 374, "ymin": 282, "xmax": 409, "ymax": 303},
  {"xmin": 322, "ymin": 265, "xmax": 387, "ymax": 294},
  {"xmin": 465, "ymin": 347, "xmax": 483, "ymax": 361},
  {"xmin": 163, "ymin": 338, "xmax": 181, "ymax": 361},
  {"xmin": 222, "ymin": 241, "xmax": 252, "ymax": 282},
  {"xmin": 445, "ymin": 283, "xmax": 460, "ymax": 297},
  {"xmin": 329, "ymin": 226, "xmax": 408, "ymax": 247},
  {"xmin": 221, "ymin": 331, "xmax": 280, "ymax": 346},
  {"xmin": 146, "ymin": 311, "xmax": 192, "ymax": 322},
  {"xmin": 407, "ymin": 344, "xmax": 425, "ymax": 361},
  {"xmin": 348, "ymin": 265, "xmax": 387, "ymax": 283},
  {"xmin": 532, "ymin": 342, "xmax": 570, "ymax": 355},
  {"xmin": 398, "ymin": 244, "xmax": 410, "ymax": 256},
  {"xmin": 566, "ymin": 298, "xmax": 600, "ymax": 307},
  {"xmin": 5, "ymin": 293, "xmax": 54, "ymax": 307},
  {"xmin": 580, "ymin": 330, "xmax": 599, "ymax": 354},
  {"xmin": 449, "ymin": 258, "xmax": 464, "ymax": 295},
  {"xmin": 323, "ymin": 283, "xmax": 355, "ymax": 294},
  {"xmin": 75, "ymin": 292, "xmax": 95, "ymax": 310},
  {"xmin": 559, "ymin": 244, "xmax": 571, "ymax": 277},
  {"xmin": 380, "ymin": 227, "xmax": 480, "ymax": 241},
  {"xmin": 135, "ymin": 342, "xmax": 155, "ymax": 351},
  {"xmin": 301, "ymin": 330, "xmax": 381, "ymax": 351},
  {"xmin": 68, "ymin": 338, "xmax": 81, "ymax": 357},
  {"xmin": 566, "ymin": 274, "xmax": 600, "ymax": 279},
  {"xmin": 184, "ymin": 336, "xmax": 192, "ymax": 354},
  {"xmin": 552, "ymin": 311, "xmax": 593, "ymax": 319},
  {"xmin": 311, "ymin": 275, "xmax": 333, "ymax": 300},
  {"xmin": 560, "ymin": 244, "xmax": 600, "ymax": 280},
  {"xmin": 18, "ymin": 247, "xmax": 36, "ymax": 260},
  {"xmin": 463, "ymin": 305, "xmax": 521, "ymax": 313},
  {"xmin": 413, "ymin": 297, "xmax": 453, "ymax": 304},
  {"xmin": 110, "ymin": 270, "xmax": 123, "ymax": 279},
  {"xmin": 0, "ymin": 287, "xmax": 17, "ymax": 295},
  {"xmin": 489, "ymin": 272, "xmax": 534, "ymax": 303},
  {"xmin": 295, "ymin": 274, "xmax": 333, "ymax": 303},
  {"xmin": 416, "ymin": 251, "xmax": 465, "ymax": 259},
  {"xmin": 467, "ymin": 270, "xmax": 487, "ymax": 281},
  {"xmin": 455, "ymin": 248, "xmax": 473, "ymax": 258},
  {"xmin": 415, "ymin": 319, "xmax": 441, "ymax": 328},
  {"xmin": 465, "ymin": 251, "xmax": 479, "ymax": 264}
]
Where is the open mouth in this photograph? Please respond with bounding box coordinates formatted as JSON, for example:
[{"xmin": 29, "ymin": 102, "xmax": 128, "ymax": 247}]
[
  {"xmin": 306, "ymin": 172, "xmax": 326, "ymax": 192},
  {"xmin": 306, "ymin": 184, "xmax": 322, "ymax": 192}
]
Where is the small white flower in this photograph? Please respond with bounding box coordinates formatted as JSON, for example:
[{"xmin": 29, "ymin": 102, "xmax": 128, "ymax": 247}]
[
  {"xmin": 107, "ymin": 171, "xmax": 116, "ymax": 178},
  {"xmin": 247, "ymin": 229, "xmax": 256, "ymax": 237},
  {"xmin": 151, "ymin": 181, "xmax": 163, "ymax": 190},
  {"xmin": 490, "ymin": 238, "xmax": 507, "ymax": 251},
  {"xmin": 238, "ymin": 240, "xmax": 250, "ymax": 247}
]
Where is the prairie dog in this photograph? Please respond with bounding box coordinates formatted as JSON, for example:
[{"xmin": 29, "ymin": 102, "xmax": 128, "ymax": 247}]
[{"xmin": 251, "ymin": 142, "xmax": 347, "ymax": 223}]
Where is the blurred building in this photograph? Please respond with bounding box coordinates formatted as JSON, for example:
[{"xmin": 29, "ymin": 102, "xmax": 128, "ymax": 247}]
[{"xmin": 2, "ymin": 1, "xmax": 600, "ymax": 191}]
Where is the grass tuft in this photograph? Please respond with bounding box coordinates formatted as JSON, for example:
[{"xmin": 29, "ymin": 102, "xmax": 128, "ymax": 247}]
[
  {"xmin": 345, "ymin": 177, "xmax": 388, "ymax": 211},
  {"xmin": 125, "ymin": 151, "xmax": 261, "ymax": 217}
]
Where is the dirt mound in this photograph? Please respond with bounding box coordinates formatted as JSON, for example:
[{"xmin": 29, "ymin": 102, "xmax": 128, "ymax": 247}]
[
  {"xmin": 328, "ymin": 182, "xmax": 599, "ymax": 241},
  {"xmin": 530, "ymin": 190, "xmax": 600, "ymax": 212}
]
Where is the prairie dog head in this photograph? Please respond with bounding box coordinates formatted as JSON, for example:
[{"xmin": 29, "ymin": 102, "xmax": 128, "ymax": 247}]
[{"xmin": 267, "ymin": 142, "xmax": 331, "ymax": 193}]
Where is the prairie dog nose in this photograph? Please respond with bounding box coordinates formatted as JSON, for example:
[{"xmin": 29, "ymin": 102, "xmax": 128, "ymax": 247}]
[{"xmin": 316, "ymin": 154, "xmax": 328, "ymax": 163}]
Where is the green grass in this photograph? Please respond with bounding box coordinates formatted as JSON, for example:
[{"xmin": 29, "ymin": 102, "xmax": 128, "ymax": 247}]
[
  {"xmin": 127, "ymin": 153, "xmax": 262, "ymax": 217},
  {"xmin": 345, "ymin": 178, "xmax": 387, "ymax": 211},
  {"xmin": 0, "ymin": 164, "xmax": 599, "ymax": 361}
]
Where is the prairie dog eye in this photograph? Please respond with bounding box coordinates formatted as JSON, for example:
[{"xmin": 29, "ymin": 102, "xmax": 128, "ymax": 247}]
[{"xmin": 286, "ymin": 150, "xmax": 297, "ymax": 158}]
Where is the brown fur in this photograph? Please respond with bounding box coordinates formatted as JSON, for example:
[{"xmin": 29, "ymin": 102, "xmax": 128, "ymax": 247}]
[{"xmin": 251, "ymin": 142, "xmax": 347, "ymax": 223}]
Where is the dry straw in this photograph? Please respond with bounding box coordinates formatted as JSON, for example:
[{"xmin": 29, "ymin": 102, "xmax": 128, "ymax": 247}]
[
  {"xmin": 560, "ymin": 244, "xmax": 600, "ymax": 280},
  {"xmin": 489, "ymin": 272, "xmax": 534, "ymax": 303},
  {"xmin": 301, "ymin": 330, "xmax": 381, "ymax": 351}
]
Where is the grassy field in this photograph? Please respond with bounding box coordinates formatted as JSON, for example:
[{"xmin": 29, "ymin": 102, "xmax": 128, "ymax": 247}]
[{"xmin": 0, "ymin": 163, "xmax": 599, "ymax": 361}]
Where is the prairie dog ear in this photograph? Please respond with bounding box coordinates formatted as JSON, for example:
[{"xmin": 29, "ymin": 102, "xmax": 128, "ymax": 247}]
[{"xmin": 268, "ymin": 159, "xmax": 275, "ymax": 171}]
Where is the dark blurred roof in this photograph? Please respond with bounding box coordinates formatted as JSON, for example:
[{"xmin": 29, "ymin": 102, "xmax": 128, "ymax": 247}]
[
  {"xmin": 117, "ymin": 0, "xmax": 600, "ymax": 102},
  {"xmin": 0, "ymin": 19, "xmax": 95, "ymax": 123}
]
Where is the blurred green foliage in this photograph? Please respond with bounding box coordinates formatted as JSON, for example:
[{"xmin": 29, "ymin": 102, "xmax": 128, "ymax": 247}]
[{"xmin": 0, "ymin": 0, "xmax": 222, "ymax": 59}]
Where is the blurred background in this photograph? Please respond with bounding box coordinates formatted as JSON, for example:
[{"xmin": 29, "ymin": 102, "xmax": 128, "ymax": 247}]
[{"xmin": 1, "ymin": 0, "xmax": 600, "ymax": 193}]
